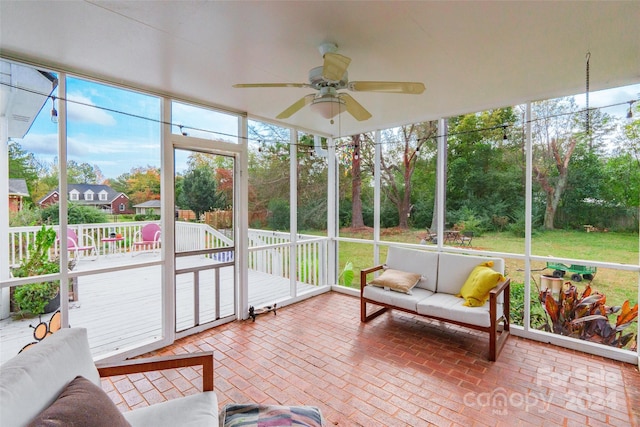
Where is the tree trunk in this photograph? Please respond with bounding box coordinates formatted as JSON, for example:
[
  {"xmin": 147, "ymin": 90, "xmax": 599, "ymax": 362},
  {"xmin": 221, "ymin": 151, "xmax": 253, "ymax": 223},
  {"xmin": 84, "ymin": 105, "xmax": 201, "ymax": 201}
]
[
  {"xmin": 538, "ymin": 137, "xmax": 576, "ymax": 230},
  {"xmin": 543, "ymin": 171, "xmax": 569, "ymax": 229},
  {"xmin": 351, "ymin": 135, "xmax": 365, "ymax": 228},
  {"xmin": 398, "ymin": 178, "xmax": 412, "ymax": 229},
  {"xmin": 543, "ymin": 193, "xmax": 556, "ymax": 230}
]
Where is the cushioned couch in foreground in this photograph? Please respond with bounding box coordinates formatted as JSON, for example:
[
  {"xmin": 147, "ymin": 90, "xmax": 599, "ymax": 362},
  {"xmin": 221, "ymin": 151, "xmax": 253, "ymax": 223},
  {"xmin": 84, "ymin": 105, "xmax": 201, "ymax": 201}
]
[
  {"xmin": 0, "ymin": 328, "xmax": 218, "ymax": 427},
  {"xmin": 360, "ymin": 246, "xmax": 511, "ymax": 361}
]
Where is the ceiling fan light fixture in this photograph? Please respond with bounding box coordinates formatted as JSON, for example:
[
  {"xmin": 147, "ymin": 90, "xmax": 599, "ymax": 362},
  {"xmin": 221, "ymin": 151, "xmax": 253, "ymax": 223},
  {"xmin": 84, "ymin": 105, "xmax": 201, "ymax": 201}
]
[{"xmin": 310, "ymin": 96, "xmax": 345, "ymax": 119}]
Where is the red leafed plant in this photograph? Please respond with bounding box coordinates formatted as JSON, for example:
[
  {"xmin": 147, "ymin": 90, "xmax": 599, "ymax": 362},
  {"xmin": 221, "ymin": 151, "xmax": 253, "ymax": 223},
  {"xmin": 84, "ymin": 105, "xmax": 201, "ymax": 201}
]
[{"xmin": 539, "ymin": 283, "xmax": 638, "ymax": 350}]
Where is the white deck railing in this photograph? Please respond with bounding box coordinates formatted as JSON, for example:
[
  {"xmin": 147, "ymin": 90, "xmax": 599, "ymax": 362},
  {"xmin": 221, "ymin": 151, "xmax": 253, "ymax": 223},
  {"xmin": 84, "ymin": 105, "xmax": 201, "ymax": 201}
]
[
  {"xmin": 247, "ymin": 229, "xmax": 327, "ymax": 286},
  {"xmin": 7, "ymin": 224, "xmax": 327, "ymax": 286},
  {"xmin": 7, "ymin": 221, "xmax": 232, "ymax": 263}
]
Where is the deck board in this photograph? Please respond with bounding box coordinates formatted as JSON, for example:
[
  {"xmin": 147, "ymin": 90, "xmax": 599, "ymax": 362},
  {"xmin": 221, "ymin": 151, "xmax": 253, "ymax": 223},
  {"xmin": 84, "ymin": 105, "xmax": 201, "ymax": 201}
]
[{"xmin": 1, "ymin": 254, "xmax": 322, "ymax": 364}]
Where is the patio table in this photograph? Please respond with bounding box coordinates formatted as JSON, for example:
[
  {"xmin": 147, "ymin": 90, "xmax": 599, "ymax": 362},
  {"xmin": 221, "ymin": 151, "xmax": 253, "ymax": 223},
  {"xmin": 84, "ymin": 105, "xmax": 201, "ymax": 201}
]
[
  {"xmin": 444, "ymin": 230, "xmax": 461, "ymax": 244},
  {"xmin": 101, "ymin": 237, "xmax": 125, "ymax": 256}
]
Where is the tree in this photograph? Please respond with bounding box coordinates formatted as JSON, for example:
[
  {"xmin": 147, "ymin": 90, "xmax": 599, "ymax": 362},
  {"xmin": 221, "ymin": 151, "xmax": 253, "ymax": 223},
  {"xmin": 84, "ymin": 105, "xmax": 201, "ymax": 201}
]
[
  {"xmin": 8, "ymin": 140, "xmax": 38, "ymax": 183},
  {"xmin": 531, "ymin": 97, "xmax": 613, "ymax": 229},
  {"xmin": 601, "ymin": 154, "xmax": 640, "ymax": 209},
  {"xmin": 21, "ymin": 155, "xmax": 105, "ymax": 202},
  {"xmin": 180, "ymin": 165, "xmax": 225, "ymax": 220},
  {"xmin": 123, "ymin": 167, "xmax": 161, "ymax": 206},
  {"xmin": 379, "ymin": 122, "xmax": 437, "ymax": 229},
  {"xmin": 66, "ymin": 160, "xmax": 102, "ymax": 184},
  {"xmin": 446, "ymin": 108, "xmax": 521, "ymax": 230},
  {"xmin": 296, "ymin": 134, "xmax": 328, "ymax": 230},
  {"xmin": 8, "ymin": 140, "xmax": 42, "ymax": 205},
  {"xmin": 247, "ymin": 122, "xmax": 292, "ymax": 228}
]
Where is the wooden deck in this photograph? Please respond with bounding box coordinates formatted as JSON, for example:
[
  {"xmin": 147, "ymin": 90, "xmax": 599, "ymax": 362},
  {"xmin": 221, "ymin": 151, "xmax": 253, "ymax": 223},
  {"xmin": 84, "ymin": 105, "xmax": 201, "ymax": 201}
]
[{"xmin": 0, "ymin": 253, "xmax": 321, "ymax": 364}]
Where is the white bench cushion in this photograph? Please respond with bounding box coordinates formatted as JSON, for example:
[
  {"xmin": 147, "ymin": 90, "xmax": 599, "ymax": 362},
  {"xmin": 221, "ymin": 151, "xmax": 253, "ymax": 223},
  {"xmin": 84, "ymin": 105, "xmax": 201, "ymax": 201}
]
[
  {"xmin": 123, "ymin": 391, "xmax": 218, "ymax": 427},
  {"xmin": 363, "ymin": 285, "xmax": 434, "ymax": 312},
  {"xmin": 385, "ymin": 246, "xmax": 439, "ymax": 291},
  {"xmin": 416, "ymin": 293, "xmax": 503, "ymax": 328},
  {"xmin": 0, "ymin": 328, "xmax": 101, "ymax": 427},
  {"xmin": 437, "ymin": 253, "xmax": 505, "ymax": 303}
]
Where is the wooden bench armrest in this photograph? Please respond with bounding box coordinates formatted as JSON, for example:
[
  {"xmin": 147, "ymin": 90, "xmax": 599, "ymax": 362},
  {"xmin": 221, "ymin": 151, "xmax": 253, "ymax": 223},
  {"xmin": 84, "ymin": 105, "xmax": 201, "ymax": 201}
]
[
  {"xmin": 490, "ymin": 277, "xmax": 511, "ymax": 299},
  {"xmin": 360, "ymin": 265, "xmax": 385, "ymax": 295},
  {"xmin": 96, "ymin": 351, "xmax": 214, "ymax": 391}
]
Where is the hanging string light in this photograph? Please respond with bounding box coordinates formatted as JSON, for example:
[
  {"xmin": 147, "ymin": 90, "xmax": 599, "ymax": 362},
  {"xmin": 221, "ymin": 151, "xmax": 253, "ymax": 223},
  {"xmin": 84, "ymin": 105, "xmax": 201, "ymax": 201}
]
[
  {"xmin": 50, "ymin": 96, "xmax": 58, "ymax": 124},
  {"xmin": 3, "ymin": 80, "xmax": 636, "ymax": 150}
]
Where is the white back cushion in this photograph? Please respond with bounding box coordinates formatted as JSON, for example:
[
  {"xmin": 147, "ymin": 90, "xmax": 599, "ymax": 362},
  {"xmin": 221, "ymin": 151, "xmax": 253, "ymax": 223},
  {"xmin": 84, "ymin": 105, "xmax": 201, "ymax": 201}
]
[
  {"xmin": 0, "ymin": 328, "xmax": 100, "ymax": 427},
  {"xmin": 437, "ymin": 253, "xmax": 505, "ymax": 296},
  {"xmin": 385, "ymin": 246, "xmax": 438, "ymax": 292}
]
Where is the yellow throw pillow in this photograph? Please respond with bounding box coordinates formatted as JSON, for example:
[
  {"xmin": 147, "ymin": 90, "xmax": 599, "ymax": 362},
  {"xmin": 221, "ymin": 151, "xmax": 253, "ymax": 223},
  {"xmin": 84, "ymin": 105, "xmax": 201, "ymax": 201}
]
[
  {"xmin": 456, "ymin": 261, "xmax": 505, "ymax": 307},
  {"xmin": 369, "ymin": 269, "xmax": 422, "ymax": 295}
]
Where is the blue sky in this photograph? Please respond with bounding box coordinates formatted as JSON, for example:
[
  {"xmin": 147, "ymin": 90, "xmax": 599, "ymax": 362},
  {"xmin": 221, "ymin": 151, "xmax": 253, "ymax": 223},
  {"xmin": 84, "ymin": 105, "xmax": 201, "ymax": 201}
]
[
  {"xmin": 20, "ymin": 78, "xmax": 239, "ymax": 179},
  {"xmin": 16, "ymin": 78, "xmax": 640, "ymax": 181}
]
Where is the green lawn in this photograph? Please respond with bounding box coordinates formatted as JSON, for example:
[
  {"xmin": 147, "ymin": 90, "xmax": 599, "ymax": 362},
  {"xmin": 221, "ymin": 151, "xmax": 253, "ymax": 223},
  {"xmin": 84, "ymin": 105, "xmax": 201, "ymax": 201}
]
[
  {"xmin": 303, "ymin": 227, "xmax": 638, "ymax": 349},
  {"xmin": 332, "ymin": 228, "xmax": 638, "ymax": 307}
]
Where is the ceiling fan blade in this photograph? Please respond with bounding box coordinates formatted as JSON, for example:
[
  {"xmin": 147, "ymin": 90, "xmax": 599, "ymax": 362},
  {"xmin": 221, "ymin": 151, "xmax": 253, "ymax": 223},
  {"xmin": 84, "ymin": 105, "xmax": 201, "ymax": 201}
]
[
  {"xmin": 233, "ymin": 83, "xmax": 309, "ymax": 88},
  {"xmin": 322, "ymin": 53, "xmax": 351, "ymax": 81},
  {"xmin": 348, "ymin": 81, "xmax": 425, "ymax": 94},
  {"xmin": 340, "ymin": 94, "xmax": 372, "ymax": 121},
  {"xmin": 276, "ymin": 94, "xmax": 315, "ymax": 119}
]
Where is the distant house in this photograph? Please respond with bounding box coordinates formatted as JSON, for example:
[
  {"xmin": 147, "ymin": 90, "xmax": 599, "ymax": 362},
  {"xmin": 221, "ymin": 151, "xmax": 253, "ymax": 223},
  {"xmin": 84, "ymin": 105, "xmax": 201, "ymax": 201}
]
[
  {"xmin": 8, "ymin": 178, "xmax": 29, "ymax": 212},
  {"xmin": 38, "ymin": 184, "xmax": 133, "ymax": 214},
  {"xmin": 133, "ymin": 200, "xmax": 161, "ymax": 216}
]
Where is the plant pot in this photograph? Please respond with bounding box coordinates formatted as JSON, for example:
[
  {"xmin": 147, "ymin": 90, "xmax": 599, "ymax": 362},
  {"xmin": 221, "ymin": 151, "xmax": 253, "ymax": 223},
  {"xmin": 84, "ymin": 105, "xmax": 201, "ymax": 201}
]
[
  {"xmin": 540, "ymin": 275, "xmax": 563, "ymax": 298},
  {"xmin": 43, "ymin": 292, "xmax": 60, "ymax": 314}
]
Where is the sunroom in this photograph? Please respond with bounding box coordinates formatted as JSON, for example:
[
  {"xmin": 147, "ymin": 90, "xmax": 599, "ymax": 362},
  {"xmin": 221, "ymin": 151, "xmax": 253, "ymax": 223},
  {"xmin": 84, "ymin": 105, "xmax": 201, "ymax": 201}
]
[{"xmin": 1, "ymin": 1, "xmax": 639, "ymax": 425}]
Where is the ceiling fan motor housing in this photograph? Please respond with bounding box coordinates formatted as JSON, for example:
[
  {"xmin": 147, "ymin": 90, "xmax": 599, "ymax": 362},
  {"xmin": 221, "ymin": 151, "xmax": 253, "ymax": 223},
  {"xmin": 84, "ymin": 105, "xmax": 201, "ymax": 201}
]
[{"xmin": 309, "ymin": 66, "xmax": 348, "ymax": 90}]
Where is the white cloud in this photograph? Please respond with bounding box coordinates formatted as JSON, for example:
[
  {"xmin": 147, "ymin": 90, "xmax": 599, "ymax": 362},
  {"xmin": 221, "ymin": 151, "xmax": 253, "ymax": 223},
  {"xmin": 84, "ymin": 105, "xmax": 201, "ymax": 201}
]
[
  {"xmin": 172, "ymin": 101, "xmax": 238, "ymax": 142},
  {"xmin": 67, "ymin": 93, "xmax": 117, "ymax": 126},
  {"xmin": 574, "ymin": 83, "xmax": 640, "ymax": 118},
  {"xmin": 19, "ymin": 133, "xmax": 58, "ymax": 156},
  {"xmin": 65, "ymin": 134, "xmax": 160, "ymax": 177}
]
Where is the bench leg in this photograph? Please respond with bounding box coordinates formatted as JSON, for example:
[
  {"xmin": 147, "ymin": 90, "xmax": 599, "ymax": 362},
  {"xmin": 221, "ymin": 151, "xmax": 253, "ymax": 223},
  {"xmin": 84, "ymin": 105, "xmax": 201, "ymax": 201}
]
[
  {"xmin": 489, "ymin": 316, "xmax": 510, "ymax": 361},
  {"xmin": 361, "ymin": 299, "xmax": 388, "ymax": 322}
]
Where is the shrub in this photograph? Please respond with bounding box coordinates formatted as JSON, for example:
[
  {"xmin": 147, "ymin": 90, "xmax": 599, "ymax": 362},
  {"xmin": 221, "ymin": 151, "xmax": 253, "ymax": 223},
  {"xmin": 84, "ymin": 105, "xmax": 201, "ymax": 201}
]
[
  {"xmin": 538, "ymin": 283, "xmax": 638, "ymax": 349},
  {"xmin": 509, "ymin": 281, "xmax": 546, "ymax": 328},
  {"xmin": 40, "ymin": 203, "xmax": 108, "ymax": 224},
  {"xmin": 134, "ymin": 213, "xmax": 160, "ymax": 222},
  {"xmin": 267, "ymin": 199, "xmax": 290, "ymax": 230},
  {"xmin": 13, "ymin": 282, "xmax": 59, "ymax": 316},
  {"xmin": 11, "ymin": 226, "xmax": 60, "ymax": 317},
  {"xmin": 338, "ymin": 261, "xmax": 354, "ymax": 287},
  {"xmin": 9, "ymin": 207, "xmax": 41, "ymax": 227},
  {"xmin": 449, "ymin": 206, "xmax": 487, "ymax": 235}
]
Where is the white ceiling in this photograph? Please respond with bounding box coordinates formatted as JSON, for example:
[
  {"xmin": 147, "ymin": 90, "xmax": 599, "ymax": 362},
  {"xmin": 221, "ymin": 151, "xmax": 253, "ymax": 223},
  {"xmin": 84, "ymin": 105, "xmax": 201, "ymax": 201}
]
[{"xmin": 1, "ymin": 1, "xmax": 639, "ymax": 137}]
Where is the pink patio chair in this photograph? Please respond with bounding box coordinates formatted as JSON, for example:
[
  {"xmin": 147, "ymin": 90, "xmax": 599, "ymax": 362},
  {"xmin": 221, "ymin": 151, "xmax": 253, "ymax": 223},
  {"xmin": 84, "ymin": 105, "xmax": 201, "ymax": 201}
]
[
  {"xmin": 58, "ymin": 229, "xmax": 98, "ymax": 260},
  {"xmin": 131, "ymin": 223, "xmax": 161, "ymax": 256}
]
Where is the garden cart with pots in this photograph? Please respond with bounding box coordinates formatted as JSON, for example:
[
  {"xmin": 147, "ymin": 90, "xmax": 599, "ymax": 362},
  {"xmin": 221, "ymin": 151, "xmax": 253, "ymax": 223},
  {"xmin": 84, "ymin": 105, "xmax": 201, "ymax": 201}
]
[{"xmin": 546, "ymin": 262, "xmax": 597, "ymax": 282}]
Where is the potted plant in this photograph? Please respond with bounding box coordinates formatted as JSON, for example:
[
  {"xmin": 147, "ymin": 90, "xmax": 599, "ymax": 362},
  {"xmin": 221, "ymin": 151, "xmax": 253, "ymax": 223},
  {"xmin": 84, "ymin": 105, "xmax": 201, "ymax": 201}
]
[{"xmin": 12, "ymin": 225, "xmax": 60, "ymax": 317}]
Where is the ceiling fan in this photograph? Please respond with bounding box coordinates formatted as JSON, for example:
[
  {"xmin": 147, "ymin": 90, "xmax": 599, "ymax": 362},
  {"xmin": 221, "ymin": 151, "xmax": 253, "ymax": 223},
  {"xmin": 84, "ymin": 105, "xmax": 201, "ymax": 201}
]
[{"xmin": 233, "ymin": 43, "xmax": 425, "ymax": 122}]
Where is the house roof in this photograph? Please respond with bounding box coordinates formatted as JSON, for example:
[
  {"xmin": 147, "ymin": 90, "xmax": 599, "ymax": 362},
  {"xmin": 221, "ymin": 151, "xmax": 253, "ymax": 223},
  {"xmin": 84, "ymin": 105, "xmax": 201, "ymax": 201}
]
[
  {"xmin": 1, "ymin": 1, "xmax": 638, "ymax": 137},
  {"xmin": 8, "ymin": 178, "xmax": 29, "ymax": 197},
  {"xmin": 133, "ymin": 200, "xmax": 161, "ymax": 209},
  {"xmin": 38, "ymin": 184, "xmax": 126, "ymax": 205}
]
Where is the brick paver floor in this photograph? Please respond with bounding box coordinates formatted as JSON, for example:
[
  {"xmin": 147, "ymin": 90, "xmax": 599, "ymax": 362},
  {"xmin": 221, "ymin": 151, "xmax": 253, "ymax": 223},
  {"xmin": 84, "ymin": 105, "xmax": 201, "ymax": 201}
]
[{"xmin": 102, "ymin": 292, "xmax": 640, "ymax": 426}]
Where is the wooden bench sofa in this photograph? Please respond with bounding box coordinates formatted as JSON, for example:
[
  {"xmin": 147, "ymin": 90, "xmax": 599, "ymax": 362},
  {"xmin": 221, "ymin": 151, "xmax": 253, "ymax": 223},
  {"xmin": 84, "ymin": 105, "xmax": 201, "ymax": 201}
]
[{"xmin": 360, "ymin": 246, "xmax": 511, "ymax": 361}]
